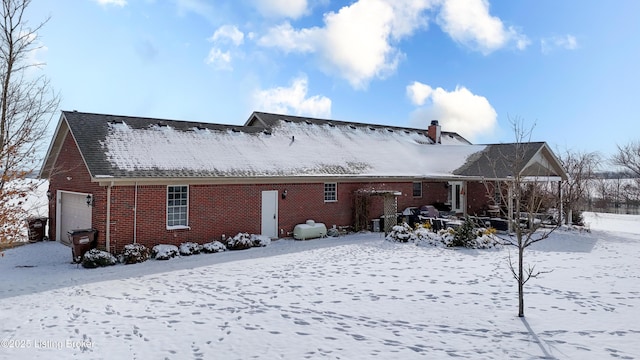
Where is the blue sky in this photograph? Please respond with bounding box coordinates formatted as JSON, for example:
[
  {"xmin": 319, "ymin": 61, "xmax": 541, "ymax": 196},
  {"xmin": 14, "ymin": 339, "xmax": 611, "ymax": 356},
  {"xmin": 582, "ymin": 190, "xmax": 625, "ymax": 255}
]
[{"xmin": 26, "ymin": 0, "xmax": 640, "ymax": 159}]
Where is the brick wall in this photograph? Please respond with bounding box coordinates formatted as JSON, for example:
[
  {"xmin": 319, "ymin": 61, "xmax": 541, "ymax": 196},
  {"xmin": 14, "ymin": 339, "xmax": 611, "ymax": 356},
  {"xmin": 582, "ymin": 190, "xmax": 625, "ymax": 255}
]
[
  {"xmin": 466, "ymin": 181, "xmax": 495, "ymax": 215},
  {"xmin": 48, "ymin": 132, "xmax": 106, "ymax": 245},
  {"xmin": 48, "ymin": 132, "xmax": 492, "ymax": 254},
  {"xmin": 101, "ymin": 181, "xmax": 457, "ymax": 253}
]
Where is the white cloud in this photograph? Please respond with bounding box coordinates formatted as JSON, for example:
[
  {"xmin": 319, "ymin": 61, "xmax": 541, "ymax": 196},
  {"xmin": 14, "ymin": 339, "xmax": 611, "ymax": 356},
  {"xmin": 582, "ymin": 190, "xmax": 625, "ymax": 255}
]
[
  {"xmin": 206, "ymin": 25, "xmax": 245, "ymax": 70},
  {"xmin": 256, "ymin": 0, "xmax": 528, "ymax": 86},
  {"xmin": 437, "ymin": 0, "xmax": 529, "ymax": 54},
  {"xmin": 24, "ymin": 49, "xmax": 48, "ymax": 79},
  {"xmin": 407, "ymin": 81, "xmax": 434, "ymax": 106},
  {"xmin": 317, "ymin": 0, "xmax": 399, "ymax": 88},
  {"xmin": 253, "ymin": 76, "xmax": 332, "ymax": 118},
  {"xmin": 210, "ymin": 25, "xmax": 244, "ymax": 46},
  {"xmin": 541, "ymin": 34, "xmax": 578, "ymax": 54},
  {"xmin": 407, "ymin": 81, "xmax": 497, "ymax": 142},
  {"xmin": 258, "ymin": 0, "xmax": 436, "ymax": 89},
  {"xmin": 205, "ymin": 48, "xmax": 232, "ymax": 70},
  {"xmin": 253, "ymin": 0, "xmax": 309, "ymax": 19},
  {"xmin": 94, "ymin": 0, "xmax": 127, "ymax": 6},
  {"xmin": 387, "ymin": 0, "xmax": 435, "ymax": 39},
  {"xmin": 174, "ymin": 0, "xmax": 216, "ymax": 21},
  {"xmin": 258, "ymin": 22, "xmax": 317, "ymax": 53}
]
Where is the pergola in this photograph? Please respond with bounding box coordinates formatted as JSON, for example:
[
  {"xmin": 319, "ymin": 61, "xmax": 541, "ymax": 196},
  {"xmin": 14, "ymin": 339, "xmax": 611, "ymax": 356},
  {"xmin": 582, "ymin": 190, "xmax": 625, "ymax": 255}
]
[{"xmin": 354, "ymin": 189, "xmax": 402, "ymax": 234}]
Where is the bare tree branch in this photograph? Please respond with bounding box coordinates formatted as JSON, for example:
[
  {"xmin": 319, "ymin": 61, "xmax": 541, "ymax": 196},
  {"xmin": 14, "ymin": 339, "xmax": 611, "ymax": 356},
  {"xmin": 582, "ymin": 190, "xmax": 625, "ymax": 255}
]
[
  {"xmin": 522, "ymin": 264, "xmax": 553, "ymax": 285},
  {"xmin": 486, "ymin": 115, "xmax": 561, "ymax": 317},
  {"xmin": 612, "ymin": 141, "xmax": 640, "ymax": 177},
  {"xmin": 557, "ymin": 148, "xmax": 600, "ymax": 224},
  {"xmin": 0, "ymin": 0, "xmax": 59, "ymax": 244}
]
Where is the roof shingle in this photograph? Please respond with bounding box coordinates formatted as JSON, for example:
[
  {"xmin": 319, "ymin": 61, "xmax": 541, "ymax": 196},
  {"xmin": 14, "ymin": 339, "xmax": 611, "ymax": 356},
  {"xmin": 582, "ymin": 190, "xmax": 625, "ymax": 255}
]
[{"xmin": 40, "ymin": 111, "xmax": 567, "ymax": 182}]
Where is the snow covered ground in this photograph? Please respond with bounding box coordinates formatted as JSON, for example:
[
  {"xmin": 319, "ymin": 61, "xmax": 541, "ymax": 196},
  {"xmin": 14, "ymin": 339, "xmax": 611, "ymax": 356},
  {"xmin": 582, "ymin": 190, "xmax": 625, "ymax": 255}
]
[{"xmin": 0, "ymin": 212, "xmax": 638, "ymax": 359}]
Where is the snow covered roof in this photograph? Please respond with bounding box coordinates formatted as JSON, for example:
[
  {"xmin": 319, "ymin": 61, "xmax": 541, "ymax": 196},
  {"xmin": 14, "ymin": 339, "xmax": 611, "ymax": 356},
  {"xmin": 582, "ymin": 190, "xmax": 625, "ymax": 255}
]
[
  {"xmin": 245, "ymin": 111, "xmax": 471, "ymax": 145},
  {"xmin": 39, "ymin": 111, "xmax": 567, "ymax": 183},
  {"xmin": 454, "ymin": 142, "xmax": 568, "ymax": 180}
]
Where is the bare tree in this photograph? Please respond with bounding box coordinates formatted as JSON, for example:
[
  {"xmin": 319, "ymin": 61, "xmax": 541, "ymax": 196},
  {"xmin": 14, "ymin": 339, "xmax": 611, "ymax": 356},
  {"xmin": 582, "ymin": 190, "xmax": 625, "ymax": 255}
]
[
  {"xmin": 592, "ymin": 176, "xmax": 613, "ymax": 210},
  {"xmin": 0, "ymin": 0, "xmax": 59, "ymax": 244},
  {"xmin": 611, "ymin": 142, "xmax": 640, "ymax": 212},
  {"xmin": 612, "ymin": 141, "xmax": 640, "ymax": 177},
  {"xmin": 557, "ymin": 149, "xmax": 600, "ymax": 224},
  {"xmin": 487, "ymin": 118, "xmax": 559, "ymax": 317}
]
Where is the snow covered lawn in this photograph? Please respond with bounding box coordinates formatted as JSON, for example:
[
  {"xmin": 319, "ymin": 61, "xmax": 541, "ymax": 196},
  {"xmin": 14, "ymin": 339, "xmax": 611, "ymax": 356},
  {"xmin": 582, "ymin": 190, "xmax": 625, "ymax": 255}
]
[{"xmin": 0, "ymin": 212, "xmax": 639, "ymax": 359}]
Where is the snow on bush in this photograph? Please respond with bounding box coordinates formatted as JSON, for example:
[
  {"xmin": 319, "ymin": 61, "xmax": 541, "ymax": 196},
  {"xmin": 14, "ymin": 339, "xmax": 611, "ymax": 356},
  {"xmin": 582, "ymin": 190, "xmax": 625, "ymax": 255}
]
[
  {"xmin": 387, "ymin": 222, "xmax": 502, "ymax": 249},
  {"xmin": 251, "ymin": 234, "xmax": 271, "ymax": 247},
  {"xmin": 472, "ymin": 234, "xmax": 502, "ymax": 249},
  {"xmin": 326, "ymin": 227, "xmax": 340, "ymax": 237},
  {"xmin": 415, "ymin": 227, "xmax": 445, "ymax": 247},
  {"xmin": 179, "ymin": 242, "xmax": 203, "ymax": 256},
  {"xmin": 152, "ymin": 244, "xmax": 179, "ymax": 260},
  {"xmin": 3, "ymin": 179, "xmax": 47, "ymax": 244},
  {"xmin": 385, "ymin": 223, "xmax": 416, "ymax": 243},
  {"xmin": 202, "ymin": 241, "xmax": 227, "ymax": 253},
  {"xmin": 81, "ymin": 249, "xmax": 117, "ymax": 268},
  {"xmin": 121, "ymin": 243, "xmax": 150, "ymax": 264},
  {"xmin": 226, "ymin": 233, "xmax": 253, "ymax": 250},
  {"xmin": 437, "ymin": 228, "xmax": 456, "ymax": 247}
]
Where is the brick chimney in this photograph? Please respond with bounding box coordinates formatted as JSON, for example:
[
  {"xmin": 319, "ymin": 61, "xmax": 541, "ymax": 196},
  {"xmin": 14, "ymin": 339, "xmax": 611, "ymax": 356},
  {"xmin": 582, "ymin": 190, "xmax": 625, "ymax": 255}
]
[{"xmin": 428, "ymin": 120, "xmax": 441, "ymax": 144}]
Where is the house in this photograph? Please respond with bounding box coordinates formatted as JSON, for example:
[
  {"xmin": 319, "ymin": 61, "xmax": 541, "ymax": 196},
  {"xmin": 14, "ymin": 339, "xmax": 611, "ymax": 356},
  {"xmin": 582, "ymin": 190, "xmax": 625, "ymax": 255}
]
[{"xmin": 39, "ymin": 111, "xmax": 568, "ymax": 253}]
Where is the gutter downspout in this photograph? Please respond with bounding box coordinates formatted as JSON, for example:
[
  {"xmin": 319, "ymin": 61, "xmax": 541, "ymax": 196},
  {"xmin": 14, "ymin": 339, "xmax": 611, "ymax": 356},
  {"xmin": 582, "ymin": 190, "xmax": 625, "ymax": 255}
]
[
  {"xmin": 106, "ymin": 181, "xmax": 113, "ymax": 252},
  {"xmin": 134, "ymin": 182, "xmax": 138, "ymax": 244}
]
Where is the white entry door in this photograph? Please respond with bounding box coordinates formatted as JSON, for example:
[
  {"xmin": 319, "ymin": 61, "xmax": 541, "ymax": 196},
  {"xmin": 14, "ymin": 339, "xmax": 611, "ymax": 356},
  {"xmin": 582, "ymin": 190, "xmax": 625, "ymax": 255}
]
[
  {"xmin": 449, "ymin": 181, "xmax": 465, "ymax": 214},
  {"xmin": 57, "ymin": 191, "xmax": 92, "ymax": 246},
  {"xmin": 261, "ymin": 190, "xmax": 278, "ymax": 238}
]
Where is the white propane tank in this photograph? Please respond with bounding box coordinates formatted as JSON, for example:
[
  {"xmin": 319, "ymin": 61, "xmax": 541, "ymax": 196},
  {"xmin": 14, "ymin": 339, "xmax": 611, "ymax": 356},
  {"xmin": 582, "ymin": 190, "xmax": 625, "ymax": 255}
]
[{"xmin": 293, "ymin": 220, "xmax": 327, "ymax": 240}]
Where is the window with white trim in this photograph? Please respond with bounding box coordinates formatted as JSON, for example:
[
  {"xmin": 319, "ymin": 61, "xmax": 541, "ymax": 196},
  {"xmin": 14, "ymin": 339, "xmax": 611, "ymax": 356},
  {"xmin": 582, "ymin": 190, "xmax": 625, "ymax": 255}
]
[
  {"xmin": 167, "ymin": 185, "xmax": 188, "ymax": 227},
  {"xmin": 412, "ymin": 182, "xmax": 422, "ymax": 197},
  {"xmin": 324, "ymin": 183, "xmax": 337, "ymax": 202}
]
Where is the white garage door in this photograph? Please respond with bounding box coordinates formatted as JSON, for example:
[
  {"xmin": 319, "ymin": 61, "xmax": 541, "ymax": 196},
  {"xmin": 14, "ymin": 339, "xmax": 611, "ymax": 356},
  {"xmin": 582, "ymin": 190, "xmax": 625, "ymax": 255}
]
[{"xmin": 57, "ymin": 191, "xmax": 92, "ymax": 246}]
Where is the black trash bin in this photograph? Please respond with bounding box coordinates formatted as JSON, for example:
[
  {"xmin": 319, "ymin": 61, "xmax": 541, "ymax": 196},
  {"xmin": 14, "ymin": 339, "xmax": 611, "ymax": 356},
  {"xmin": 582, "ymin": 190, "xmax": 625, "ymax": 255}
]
[
  {"xmin": 68, "ymin": 229, "xmax": 98, "ymax": 263},
  {"xmin": 27, "ymin": 217, "xmax": 48, "ymax": 242}
]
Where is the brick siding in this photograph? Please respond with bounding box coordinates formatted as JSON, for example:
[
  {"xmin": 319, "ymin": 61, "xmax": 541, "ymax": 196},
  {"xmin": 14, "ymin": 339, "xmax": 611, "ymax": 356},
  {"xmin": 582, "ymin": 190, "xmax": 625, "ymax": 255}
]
[{"xmin": 48, "ymin": 133, "xmax": 492, "ymax": 254}]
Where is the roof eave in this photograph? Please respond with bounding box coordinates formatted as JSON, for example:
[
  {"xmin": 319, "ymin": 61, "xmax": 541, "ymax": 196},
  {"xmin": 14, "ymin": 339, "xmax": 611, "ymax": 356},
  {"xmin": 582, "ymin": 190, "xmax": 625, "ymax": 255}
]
[
  {"xmin": 38, "ymin": 113, "xmax": 68, "ymax": 179},
  {"xmin": 243, "ymin": 111, "xmax": 269, "ymax": 127},
  {"xmin": 519, "ymin": 143, "xmax": 569, "ymax": 181},
  {"xmin": 93, "ymin": 173, "xmax": 514, "ymax": 186}
]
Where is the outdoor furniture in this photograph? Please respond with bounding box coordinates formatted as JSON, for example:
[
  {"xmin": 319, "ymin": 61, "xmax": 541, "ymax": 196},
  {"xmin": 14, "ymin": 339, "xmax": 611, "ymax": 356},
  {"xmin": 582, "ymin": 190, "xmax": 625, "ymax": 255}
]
[
  {"xmin": 489, "ymin": 218, "xmax": 509, "ymax": 232},
  {"xmin": 441, "ymin": 218, "xmax": 463, "ymax": 229},
  {"xmin": 422, "ymin": 217, "xmax": 450, "ymax": 231},
  {"xmin": 419, "ymin": 205, "xmax": 440, "ymax": 218}
]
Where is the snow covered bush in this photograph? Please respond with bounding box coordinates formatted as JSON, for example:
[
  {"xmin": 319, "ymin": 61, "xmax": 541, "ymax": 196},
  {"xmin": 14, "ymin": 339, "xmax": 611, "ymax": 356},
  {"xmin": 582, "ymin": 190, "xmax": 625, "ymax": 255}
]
[
  {"xmin": 415, "ymin": 227, "xmax": 444, "ymax": 247},
  {"xmin": 386, "ymin": 221, "xmax": 501, "ymax": 249},
  {"xmin": 437, "ymin": 228, "xmax": 456, "ymax": 247},
  {"xmin": 480, "ymin": 227, "xmax": 497, "ymax": 236},
  {"xmin": 121, "ymin": 243, "xmax": 150, "ymax": 264},
  {"xmin": 326, "ymin": 227, "xmax": 340, "ymax": 237},
  {"xmin": 179, "ymin": 242, "xmax": 203, "ymax": 256},
  {"xmin": 226, "ymin": 233, "xmax": 253, "ymax": 250},
  {"xmin": 450, "ymin": 217, "xmax": 476, "ymax": 248},
  {"xmin": 471, "ymin": 234, "xmax": 502, "ymax": 249},
  {"xmin": 152, "ymin": 244, "xmax": 179, "ymax": 260},
  {"xmin": 251, "ymin": 234, "xmax": 271, "ymax": 247},
  {"xmin": 433, "ymin": 225, "xmax": 501, "ymax": 249},
  {"xmin": 202, "ymin": 241, "xmax": 227, "ymax": 253},
  {"xmin": 81, "ymin": 249, "xmax": 117, "ymax": 268},
  {"xmin": 385, "ymin": 223, "xmax": 416, "ymax": 243}
]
